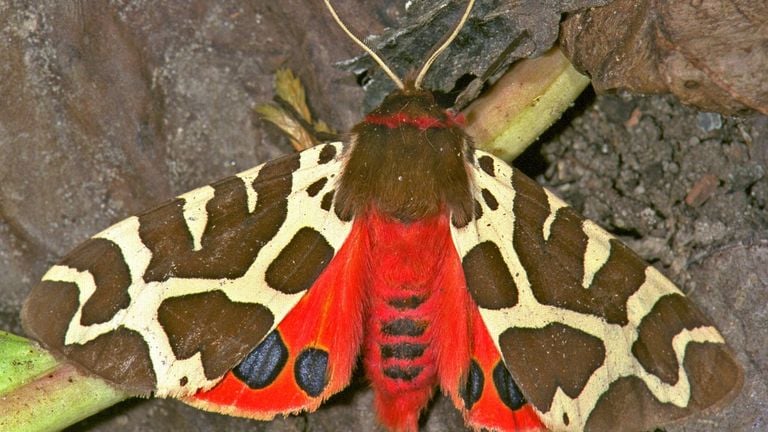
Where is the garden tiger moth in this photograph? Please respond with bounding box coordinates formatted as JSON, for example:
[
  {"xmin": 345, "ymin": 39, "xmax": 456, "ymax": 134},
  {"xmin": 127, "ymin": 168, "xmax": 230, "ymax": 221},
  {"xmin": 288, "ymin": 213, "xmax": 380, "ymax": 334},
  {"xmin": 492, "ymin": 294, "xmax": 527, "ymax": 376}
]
[{"xmin": 20, "ymin": 0, "xmax": 742, "ymax": 431}]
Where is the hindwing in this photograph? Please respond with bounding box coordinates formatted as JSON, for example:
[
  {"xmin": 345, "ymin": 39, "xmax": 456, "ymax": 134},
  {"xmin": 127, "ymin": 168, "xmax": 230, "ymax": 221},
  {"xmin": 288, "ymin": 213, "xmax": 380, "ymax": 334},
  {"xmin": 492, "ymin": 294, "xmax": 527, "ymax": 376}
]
[
  {"xmin": 22, "ymin": 142, "xmax": 353, "ymax": 397},
  {"xmin": 450, "ymin": 149, "xmax": 743, "ymax": 432}
]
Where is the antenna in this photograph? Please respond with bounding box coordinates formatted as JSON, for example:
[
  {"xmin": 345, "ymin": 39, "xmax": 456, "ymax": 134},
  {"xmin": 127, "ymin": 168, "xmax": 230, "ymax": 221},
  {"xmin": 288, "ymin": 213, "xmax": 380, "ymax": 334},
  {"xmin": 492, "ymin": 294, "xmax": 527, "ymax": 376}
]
[
  {"xmin": 324, "ymin": 0, "xmax": 476, "ymax": 91},
  {"xmin": 323, "ymin": 0, "xmax": 405, "ymax": 90},
  {"xmin": 414, "ymin": 0, "xmax": 475, "ymax": 89}
]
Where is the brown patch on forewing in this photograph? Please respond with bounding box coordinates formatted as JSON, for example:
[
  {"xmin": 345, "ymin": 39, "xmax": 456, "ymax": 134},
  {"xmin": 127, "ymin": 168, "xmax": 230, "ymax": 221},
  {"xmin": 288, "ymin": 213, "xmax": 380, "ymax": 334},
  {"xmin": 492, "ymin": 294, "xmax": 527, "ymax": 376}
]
[
  {"xmin": 57, "ymin": 238, "xmax": 132, "ymax": 326},
  {"xmin": 462, "ymin": 241, "xmax": 518, "ymax": 310},
  {"xmin": 318, "ymin": 143, "xmax": 337, "ymax": 164},
  {"xmin": 477, "ymin": 155, "xmax": 495, "ymax": 177},
  {"xmin": 683, "ymin": 342, "xmax": 743, "ymax": 412},
  {"xmin": 511, "ymin": 170, "xmax": 646, "ymax": 325},
  {"xmin": 481, "ymin": 188, "xmax": 499, "ymax": 211},
  {"xmin": 498, "ymin": 323, "xmax": 605, "ymax": 412},
  {"xmin": 264, "ymin": 227, "xmax": 335, "ymax": 294},
  {"xmin": 22, "ymin": 281, "xmax": 82, "ymax": 350},
  {"xmin": 585, "ymin": 376, "xmax": 689, "ymax": 432},
  {"xmin": 157, "ymin": 291, "xmax": 275, "ymax": 380},
  {"xmin": 586, "ymin": 343, "xmax": 742, "ymax": 432},
  {"xmin": 65, "ymin": 327, "xmax": 157, "ymax": 393},
  {"xmin": 632, "ymin": 293, "xmax": 717, "ymax": 384},
  {"xmin": 140, "ymin": 154, "xmax": 299, "ymax": 282},
  {"xmin": 473, "ymin": 199, "xmax": 484, "ymax": 220},
  {"xmin": 306, "ymin": 177, "xmax": 327, "ymax": 197},
  {"xmin": 23, "ymin": 282, "xmax": 157, "ymax": 393},
  {"xmin": 321, "ymin": 190, "xmax": 334, "ymax": 212}
]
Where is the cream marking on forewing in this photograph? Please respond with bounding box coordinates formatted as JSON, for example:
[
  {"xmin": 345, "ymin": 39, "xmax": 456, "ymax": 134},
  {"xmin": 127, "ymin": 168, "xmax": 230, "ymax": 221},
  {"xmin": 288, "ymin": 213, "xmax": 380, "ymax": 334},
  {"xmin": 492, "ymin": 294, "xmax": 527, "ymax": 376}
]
[
  {"xmin": 94, "ymin": 217, "xmax": 152, "ymax": 286},
  {"xmin": 580, "ymin": 219, "xmax": 612, "ymax": 289},
  {"xmin": 452, "ymin": 151, "xmax": 730, "ymax": 431},
  {"xmin": 539, "ymin": 325, "xmax": 724, "ymax": 432},
  {"xmin": 626, "ymin": 267, "xmax": 684, "ymax": 325},
  {"xmin": 236, "ymin": 165, "xmax": 264, "ymax": 214},
  {"xmin": 179, "ymin": 185, "xmax": 216, "ymax": 251},
  {"xmin": 51, "ymin": 142, "xmax": 353, "ymax": 395},
  {"xmin": 542, "ymin": 193, "xmax": 567, "ymax": 241}
]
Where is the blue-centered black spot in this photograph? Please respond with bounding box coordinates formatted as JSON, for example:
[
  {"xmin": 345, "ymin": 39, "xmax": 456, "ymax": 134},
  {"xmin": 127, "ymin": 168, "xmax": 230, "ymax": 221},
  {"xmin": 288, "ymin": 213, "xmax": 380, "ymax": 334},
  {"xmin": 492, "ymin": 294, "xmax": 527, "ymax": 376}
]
[
  {"xmin": 233, "ymin": 331, "xmax": 288, "ymax": 389},
  {"xmin": 461, "ymin": 360, "xmax": 484, "ymax": 410},
  {"xmin": 493, "ymin": 361, "xmax": 526, "ymax": 410},
  {"xmin": 294, "ymin": 347, "xmax": 329, "ymax": 397}
]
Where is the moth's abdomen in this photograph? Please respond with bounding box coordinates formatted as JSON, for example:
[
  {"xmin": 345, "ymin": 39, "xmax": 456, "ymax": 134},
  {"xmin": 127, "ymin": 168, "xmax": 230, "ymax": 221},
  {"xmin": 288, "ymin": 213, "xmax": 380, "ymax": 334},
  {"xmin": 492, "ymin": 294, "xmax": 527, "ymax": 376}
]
[{"xmin": 360, "ymin": 208, "xmax": 473, "ymax": 431}]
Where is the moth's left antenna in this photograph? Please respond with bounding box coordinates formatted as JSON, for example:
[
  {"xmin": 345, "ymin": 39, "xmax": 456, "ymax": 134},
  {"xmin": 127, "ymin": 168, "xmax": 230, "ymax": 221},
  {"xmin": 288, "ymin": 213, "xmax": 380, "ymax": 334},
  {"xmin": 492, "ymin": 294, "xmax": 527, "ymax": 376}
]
[{"xmin": 324, "ymin": 0, "xmax": 405, "ymax": 90}]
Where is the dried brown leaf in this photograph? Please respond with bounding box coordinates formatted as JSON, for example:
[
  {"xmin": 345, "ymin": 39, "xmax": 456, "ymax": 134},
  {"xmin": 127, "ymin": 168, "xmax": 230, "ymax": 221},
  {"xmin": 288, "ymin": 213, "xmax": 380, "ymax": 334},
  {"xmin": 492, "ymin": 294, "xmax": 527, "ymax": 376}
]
[{"xmin": 561, "ymin": 0, "xmax": 768, "ymax": 115}]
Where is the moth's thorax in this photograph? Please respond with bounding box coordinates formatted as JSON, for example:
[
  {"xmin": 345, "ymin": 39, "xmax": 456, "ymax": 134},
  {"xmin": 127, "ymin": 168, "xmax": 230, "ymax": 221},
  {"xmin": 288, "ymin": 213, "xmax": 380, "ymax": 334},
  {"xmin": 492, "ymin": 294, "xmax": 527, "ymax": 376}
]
[{"xmin": 336, "ymin": 89, "xmax": 474, "ymax": 224}]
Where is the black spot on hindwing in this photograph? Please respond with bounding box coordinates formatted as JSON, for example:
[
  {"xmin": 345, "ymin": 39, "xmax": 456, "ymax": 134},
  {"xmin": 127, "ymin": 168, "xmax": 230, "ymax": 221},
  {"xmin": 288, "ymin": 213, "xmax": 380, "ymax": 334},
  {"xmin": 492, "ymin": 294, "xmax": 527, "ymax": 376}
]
[
  {"xmin": 493, "ymin": 361, "xmax": 526, "ymax": 410},
  {"xmin": 461, "ymin": 360, "xmax": 484, "ymax": 410},
  {"xmin": 295, "ymin": 348, "xmax": 329, "ymax": 397},
  {"xmin": 233, "ymin": 331, "xmax": 289, "ymax": 389}
]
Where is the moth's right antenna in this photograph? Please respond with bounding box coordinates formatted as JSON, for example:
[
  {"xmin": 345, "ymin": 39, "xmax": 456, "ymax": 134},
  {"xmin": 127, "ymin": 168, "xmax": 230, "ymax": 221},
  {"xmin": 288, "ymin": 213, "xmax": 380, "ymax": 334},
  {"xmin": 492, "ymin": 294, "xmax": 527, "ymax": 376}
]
[{"xmin": 414, "ymin": 0, "xmax": 475, "ymax": 89}]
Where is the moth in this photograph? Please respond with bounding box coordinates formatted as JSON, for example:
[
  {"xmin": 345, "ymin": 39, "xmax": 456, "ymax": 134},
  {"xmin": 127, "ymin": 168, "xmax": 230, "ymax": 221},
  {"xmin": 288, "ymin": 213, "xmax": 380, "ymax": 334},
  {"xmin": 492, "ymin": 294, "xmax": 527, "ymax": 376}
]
[{"xmin": 21, "ymin": 1, "xmax": 742, "ymax": 431}]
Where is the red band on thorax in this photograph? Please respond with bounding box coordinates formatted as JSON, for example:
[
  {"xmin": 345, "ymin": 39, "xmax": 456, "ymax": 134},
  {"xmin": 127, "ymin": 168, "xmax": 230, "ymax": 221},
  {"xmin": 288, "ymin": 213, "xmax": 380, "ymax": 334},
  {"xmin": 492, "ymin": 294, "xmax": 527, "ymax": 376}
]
[{"xmin": 365, "ymin": 111, "xmax": 465, "ymax": 130}]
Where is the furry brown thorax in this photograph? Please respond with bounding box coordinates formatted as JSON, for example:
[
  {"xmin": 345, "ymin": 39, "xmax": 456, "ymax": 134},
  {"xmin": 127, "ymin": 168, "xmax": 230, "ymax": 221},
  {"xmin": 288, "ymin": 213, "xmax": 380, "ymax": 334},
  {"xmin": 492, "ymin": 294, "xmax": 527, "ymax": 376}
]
[{"xmin": 336, "ymin": 88, "xmax": 474, "ymax": 224}]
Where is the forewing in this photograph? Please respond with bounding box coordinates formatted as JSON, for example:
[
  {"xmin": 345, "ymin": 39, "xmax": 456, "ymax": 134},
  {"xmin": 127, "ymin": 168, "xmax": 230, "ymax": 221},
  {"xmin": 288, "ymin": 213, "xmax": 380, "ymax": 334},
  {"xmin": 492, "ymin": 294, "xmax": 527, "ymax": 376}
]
[
  {"xmin": 450, "ymin": 149, "xmax": 742, "ymax": 432},
  {"xmin": 22, "ymin": 142, "xmax": 353, "ymax": 397}
]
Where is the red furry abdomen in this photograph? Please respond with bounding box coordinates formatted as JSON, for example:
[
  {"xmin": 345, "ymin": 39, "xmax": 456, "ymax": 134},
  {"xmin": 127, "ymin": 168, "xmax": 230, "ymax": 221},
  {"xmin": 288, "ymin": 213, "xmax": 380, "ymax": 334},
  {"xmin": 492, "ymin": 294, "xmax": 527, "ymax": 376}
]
[{"xmin": 362, "ymin": 208, "xmax": 473, "ymax": 432}]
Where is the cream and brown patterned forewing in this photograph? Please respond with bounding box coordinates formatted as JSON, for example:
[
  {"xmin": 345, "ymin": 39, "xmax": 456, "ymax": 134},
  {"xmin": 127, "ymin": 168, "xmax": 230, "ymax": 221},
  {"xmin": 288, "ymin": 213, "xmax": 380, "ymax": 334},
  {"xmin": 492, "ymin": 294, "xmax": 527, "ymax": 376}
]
[
  {"xmin": 22, "ymin": 142, "xmax": 353, "ymax": 397},
  {"xmin": 450, "ymin": 149, "xmax": 742, "ymax": 432}
]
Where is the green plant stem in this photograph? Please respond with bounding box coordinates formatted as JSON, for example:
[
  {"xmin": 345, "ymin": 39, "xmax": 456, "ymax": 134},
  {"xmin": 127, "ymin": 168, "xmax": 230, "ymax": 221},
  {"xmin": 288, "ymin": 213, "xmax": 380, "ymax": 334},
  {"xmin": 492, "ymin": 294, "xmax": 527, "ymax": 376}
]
[
  {"xmin": 465, "ymin": 46, "xmax": 591, "ymax": 161},
  {"xmin": 0, "ymin": 331, "xmax": 128, "ymax": 432}
]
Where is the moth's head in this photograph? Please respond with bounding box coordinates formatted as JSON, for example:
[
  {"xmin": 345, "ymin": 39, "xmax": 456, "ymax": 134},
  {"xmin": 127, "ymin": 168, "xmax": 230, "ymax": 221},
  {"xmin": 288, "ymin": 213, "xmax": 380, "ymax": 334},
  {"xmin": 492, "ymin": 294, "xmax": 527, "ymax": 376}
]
[
  {"xmin": 364, "ymin": 86, "xmax": 464, "ymax": 129},
  {"xmin": 373, "ymin": 86, "xmax": 437, "ymax": 115}
]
